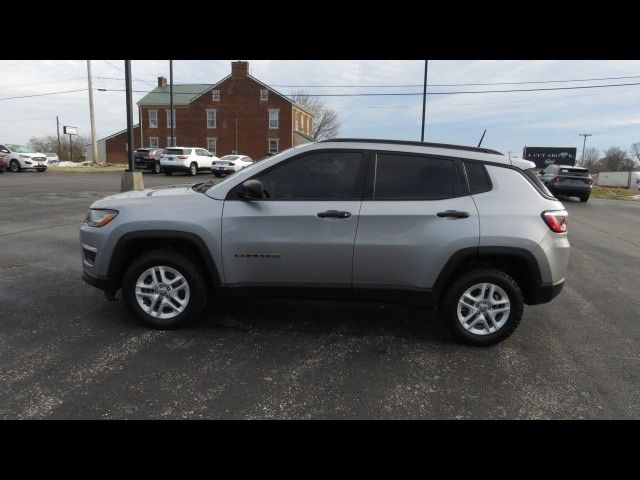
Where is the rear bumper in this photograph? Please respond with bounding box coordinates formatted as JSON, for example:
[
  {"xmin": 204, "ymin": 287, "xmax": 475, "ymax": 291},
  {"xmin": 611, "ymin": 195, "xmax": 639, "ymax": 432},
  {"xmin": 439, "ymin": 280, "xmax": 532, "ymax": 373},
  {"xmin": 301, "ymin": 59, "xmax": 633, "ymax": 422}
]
[
  {"xmin": 134, "ymin": 159, "xmax": 156, "ymax": 169},
  {"xmin": 527, "ymin": 279, "xmax": 565, "ymax": 305},
  {"xmin": 549, "ymin": 185, "xmax": 591, "ymax": 196}
]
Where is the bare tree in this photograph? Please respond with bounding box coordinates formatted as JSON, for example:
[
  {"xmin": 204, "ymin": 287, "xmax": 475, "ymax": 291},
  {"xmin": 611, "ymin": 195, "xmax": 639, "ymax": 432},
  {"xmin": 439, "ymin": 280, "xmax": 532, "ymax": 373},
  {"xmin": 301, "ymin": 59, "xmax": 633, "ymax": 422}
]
[
  {"xmin": 600, "ymin": 146, "xmax": 635, "ymax": 172},
  {"xmin": 581, "ymin": 147, "xmax": 600, "ymax": 168},
  {"xmin": 289, "ymin": 90, "xmax": 341, "ymax": 140},
  {"xmin": 630, "ymin": 142, "xmax": 640, "ymax": 165},
  {"xmin": 29, "ymin": 133, "xmax": 90, "ymax": 162}
]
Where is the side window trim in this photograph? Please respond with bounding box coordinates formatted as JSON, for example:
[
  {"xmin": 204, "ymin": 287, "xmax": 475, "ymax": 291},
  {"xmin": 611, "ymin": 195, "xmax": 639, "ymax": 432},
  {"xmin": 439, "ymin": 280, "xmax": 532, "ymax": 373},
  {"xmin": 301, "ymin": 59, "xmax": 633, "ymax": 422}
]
[{"xmin": 225, "ymin": 149, "xmax": 369, "ymax": 201}]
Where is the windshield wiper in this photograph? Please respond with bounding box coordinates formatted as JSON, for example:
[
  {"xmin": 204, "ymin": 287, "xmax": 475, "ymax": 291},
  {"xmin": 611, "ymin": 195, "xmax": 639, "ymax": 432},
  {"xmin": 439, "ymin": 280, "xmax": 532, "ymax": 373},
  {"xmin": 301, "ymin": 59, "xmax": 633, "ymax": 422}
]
[{"xmin": 192, "ymin": 181, "xmax": 214, "ymax": 193}]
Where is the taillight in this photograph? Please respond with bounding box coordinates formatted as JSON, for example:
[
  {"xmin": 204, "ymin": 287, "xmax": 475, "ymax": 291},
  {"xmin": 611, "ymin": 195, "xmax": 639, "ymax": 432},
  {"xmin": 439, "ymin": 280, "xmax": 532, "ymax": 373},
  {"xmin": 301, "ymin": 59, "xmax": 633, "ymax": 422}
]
[
  {"xmin": 542, "ymin": 210, "xmax": 568, "ymax": 233},
  {"xmin": 146, "ymin": 155, "xmax": 154, "ymax": 160},
  {"xmin": 552, "ymin": 176, "xmax": 560, "ymax": 183},
  {"xmin": 587, "ymin": 177, "xmax": 593, "ymax": 185},
  {"xmin": 178, "ymin": 155, "xmax": 188, "ymax": 159}
]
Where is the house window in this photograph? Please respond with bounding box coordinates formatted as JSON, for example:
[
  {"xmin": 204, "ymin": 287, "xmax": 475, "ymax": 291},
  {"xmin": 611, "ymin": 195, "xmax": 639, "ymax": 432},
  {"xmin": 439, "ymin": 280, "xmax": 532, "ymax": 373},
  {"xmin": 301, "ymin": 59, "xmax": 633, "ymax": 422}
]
[
  {"xmin": 149, "ymin": 137, "xmax": 159, "ymax": 148},
  {"xmin": 206, "ymin": 109, "xmax": 217, "ymax": 128},
  {"xmin": 268, "ymin": 109, "xmax": 279, "ymax": 129},
  {"xmin": 260, "ymin": 89, "xmax": 268, "ymax": 101},
  {"xmin": 148, "ymin": 110, "xmax": 158, "ymax": 128},
  {"xmin": 295, "ymin": 115, "xmax": 299, "ymax": 131},
  {"xmin": 166, "ymin": 109, "xmax": 176, "ymax": 128},
  {"xmin": 207, "ymin": 138, "xmax": 217, "ymax": 155},
  {"xmin": 167, "ymin": 136, "xmax": 176, "ymax": 147},
  {"xmin": 212, "ymin": 90, "xmax": 220, "ymax": 101},
  {"xmin": 268, "ymin": 138, "xmax": 279, "ymax": 155}
]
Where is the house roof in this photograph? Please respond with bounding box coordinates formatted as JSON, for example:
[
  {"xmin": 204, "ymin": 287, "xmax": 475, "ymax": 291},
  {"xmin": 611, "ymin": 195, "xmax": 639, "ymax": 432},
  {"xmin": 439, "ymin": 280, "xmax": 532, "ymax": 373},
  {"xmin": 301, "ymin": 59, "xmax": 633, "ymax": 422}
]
[
  {"xmin": 137, "ymin": 84, "xmax": 213, "ymax": 106},
  {"xmin": 136, "ymin": 74, "xmax": 314, "ymax": 117},
  {"xmin": 93, "ymin": 124, "xmax": 140, "ymax": 145}
]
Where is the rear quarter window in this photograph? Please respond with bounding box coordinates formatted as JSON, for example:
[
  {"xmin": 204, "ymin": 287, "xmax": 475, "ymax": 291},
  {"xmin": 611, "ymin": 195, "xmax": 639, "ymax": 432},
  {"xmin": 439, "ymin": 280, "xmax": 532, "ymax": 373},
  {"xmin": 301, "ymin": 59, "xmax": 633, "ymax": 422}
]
[
  {"xmin": 523, "ymin": 168, "xmax": 553, "ymax": 197},
  {"xmin": 464, "ymin": 161, "xmax": 492, "ymax": 194}
]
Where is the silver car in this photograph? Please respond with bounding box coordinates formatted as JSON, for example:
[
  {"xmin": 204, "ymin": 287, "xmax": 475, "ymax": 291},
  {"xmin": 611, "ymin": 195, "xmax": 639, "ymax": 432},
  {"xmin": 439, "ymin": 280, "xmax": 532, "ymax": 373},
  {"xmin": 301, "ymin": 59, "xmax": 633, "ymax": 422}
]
[{"xmin": 79, "ymin": 139, "xmax": 569, "ymax": 346}]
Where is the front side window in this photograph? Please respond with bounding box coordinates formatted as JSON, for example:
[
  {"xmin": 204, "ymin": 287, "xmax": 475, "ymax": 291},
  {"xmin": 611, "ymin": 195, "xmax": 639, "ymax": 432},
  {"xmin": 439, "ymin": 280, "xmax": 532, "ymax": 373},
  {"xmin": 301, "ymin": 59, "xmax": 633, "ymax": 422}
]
[
  {"xmin": 166, "ymin": 109, "xmax": 176, "ymax": 128},
  {"xmin": 207, "ymin": 109, "xmax": 217, "ymax": 128},
  {"xmin": 148, "ymin": 110, "xmax": 158, "ymax": 128},
  {"xmin": 253, "ymin": 151, "xmax": 363, "ymax": 200},
  {"xmin": 268, "ymin": 109, "xmax": 279, "ymax": 129},
  {"xmin": 207, "ymin": 138, "xmax": 217, "ymax": 155},
  {"xmin": 149, "ymin": 137, "xmax": 159, "ymax": 148},
  {"xmin": 373, "ymin": 153, "xmax": 460, "ymax": 200}
]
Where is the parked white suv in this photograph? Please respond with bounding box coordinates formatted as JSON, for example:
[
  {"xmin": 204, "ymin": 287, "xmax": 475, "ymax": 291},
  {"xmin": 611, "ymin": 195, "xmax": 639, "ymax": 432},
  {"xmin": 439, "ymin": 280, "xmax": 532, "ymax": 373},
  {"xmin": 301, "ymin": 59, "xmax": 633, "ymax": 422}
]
[
  {"xmin": 0, "ymin": 143, "xmax": 48, "ymax": 172},
  {"xmin": 212, "ymin": 155, "xmax": 254, "ymax": 177},
  {"xmin": 161, "ymin": 147, "xmax": 218, "ymax": 176}
]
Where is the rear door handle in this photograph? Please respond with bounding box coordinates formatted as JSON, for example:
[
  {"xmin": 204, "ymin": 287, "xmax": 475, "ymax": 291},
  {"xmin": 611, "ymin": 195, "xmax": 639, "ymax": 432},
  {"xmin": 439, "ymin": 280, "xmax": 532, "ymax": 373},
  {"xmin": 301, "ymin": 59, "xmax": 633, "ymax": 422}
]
[
  {"xmin": 317, "ymin": 210, "xmax": 352, "ymax": 219},
  {"xmin": 437, "ymin": 210, "xmax": 470, "ymax": 219}
]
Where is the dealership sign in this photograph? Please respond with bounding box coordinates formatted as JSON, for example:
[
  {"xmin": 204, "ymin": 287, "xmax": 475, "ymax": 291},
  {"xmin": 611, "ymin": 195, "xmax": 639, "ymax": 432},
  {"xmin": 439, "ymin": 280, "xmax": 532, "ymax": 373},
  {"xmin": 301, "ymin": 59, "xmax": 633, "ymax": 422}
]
[
  {"xmin": 63, "ymin": 126, "xmax": 78, "ymax": 135},
  {"xmin": 522, "ymin": 146, "xmax": 577, "ymax": 169}
]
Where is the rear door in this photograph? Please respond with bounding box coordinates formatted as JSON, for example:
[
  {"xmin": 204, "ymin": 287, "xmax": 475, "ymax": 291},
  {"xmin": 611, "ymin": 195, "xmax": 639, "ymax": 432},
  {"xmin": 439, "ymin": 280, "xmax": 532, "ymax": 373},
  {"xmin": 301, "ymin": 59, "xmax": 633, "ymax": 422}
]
[
  {"xmin": 353, "ymin": 151, "xmax": 479, "ymax": 291},
  {"xmin": 221, "ymin": 150, "xmax": 367, "ymax": 287}
]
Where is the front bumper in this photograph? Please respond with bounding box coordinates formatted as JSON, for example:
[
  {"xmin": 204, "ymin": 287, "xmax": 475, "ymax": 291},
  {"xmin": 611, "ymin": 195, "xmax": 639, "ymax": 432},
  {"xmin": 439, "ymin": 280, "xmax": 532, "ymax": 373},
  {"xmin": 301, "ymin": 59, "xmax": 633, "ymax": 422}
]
[
  {"xmin": 527, "ymin": 278, "xmax": 565, "ymax": 305},
  {"xmin": 82, "ymin": 269, "xmax": 118, "ymax": 294}
]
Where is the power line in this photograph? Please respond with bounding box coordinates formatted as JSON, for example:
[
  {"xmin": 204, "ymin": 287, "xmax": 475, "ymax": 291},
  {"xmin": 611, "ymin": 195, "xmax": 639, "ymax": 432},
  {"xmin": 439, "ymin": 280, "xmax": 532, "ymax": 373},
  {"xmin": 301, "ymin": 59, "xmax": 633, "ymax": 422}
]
[
  {"xmin": 96, "ymin": 80, "xmax": 640, "ymax": 96},
  {"xmin": 0, "ymin": 89, "xmax": 88, "ymax": 101},
  {"xmin": 0, "ymin": 77, "xmax": 86, "ymax": 92},
  {"xmin": 102, "ymin": 61, "xmax": 155, "ymax": 88}
]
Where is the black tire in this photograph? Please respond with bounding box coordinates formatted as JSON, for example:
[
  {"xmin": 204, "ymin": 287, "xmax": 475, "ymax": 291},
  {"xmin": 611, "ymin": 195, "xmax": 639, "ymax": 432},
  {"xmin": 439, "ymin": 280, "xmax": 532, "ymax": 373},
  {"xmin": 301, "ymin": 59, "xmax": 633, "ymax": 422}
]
[
  {"xmin": 121, "ymin": 249, "xmax": 208, "ymax": 329},
  {"xmin": 164, "ymin": 170, "xmax": 173, "ymax": 176},
  {"xmin": 213, "ymin": 172, "xmax": 221, "ymax": 177},
  {"xmin": 189, "ymin": 162, "xmax": 198, "ymax": 176},
  {"xmin": 579, "ymin": 194, "xmax": 589, "ymax": 203},
  {"xmin": 439, "ymin": 269, "xmax": 524, "ymax": 346},
  {"xmin": 154, "ymin": 161, "xmax": 161, "ymax": 174},
  {"xmin": 9, "ymin": 160, "xmax": 20, "ymax": 172},
  {"xmin": 36, "ymin": 168, "xmax": 46, "ymax": 172},
  {"xmin": 0, "ymin": 165, "xmax": 5, "ymax": 173}
]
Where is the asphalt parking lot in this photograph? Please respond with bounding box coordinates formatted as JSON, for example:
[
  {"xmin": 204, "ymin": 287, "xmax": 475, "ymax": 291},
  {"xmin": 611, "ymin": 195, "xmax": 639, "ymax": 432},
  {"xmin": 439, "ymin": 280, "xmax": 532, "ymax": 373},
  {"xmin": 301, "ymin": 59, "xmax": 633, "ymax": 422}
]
[{"xmin": 1, "ymin": 170, "xmax": 639, "ymax": 419}]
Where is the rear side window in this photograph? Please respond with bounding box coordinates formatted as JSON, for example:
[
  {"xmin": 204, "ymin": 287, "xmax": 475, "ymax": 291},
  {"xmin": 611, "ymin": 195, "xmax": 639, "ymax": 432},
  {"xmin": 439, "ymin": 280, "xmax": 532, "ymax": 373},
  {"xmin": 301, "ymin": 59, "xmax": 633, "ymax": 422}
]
[
  {"xmin": 464, "ymin": 161, "xmax": 492, "ymax": 194},
  {"xmin": 523, "ymin": 168, "xmax": 553, "ymax": 197},
  {"xmin": 374, "ymin": 153, "xmax": 460, "ymax": 200}
]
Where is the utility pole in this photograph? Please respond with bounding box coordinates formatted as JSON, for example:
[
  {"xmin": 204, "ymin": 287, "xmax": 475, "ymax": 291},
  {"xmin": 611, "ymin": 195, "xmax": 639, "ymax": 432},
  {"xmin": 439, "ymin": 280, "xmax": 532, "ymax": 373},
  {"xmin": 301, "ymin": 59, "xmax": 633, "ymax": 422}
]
[
  {"xmin": 56, "ymin": 116, "xmax": 61, "ymax": 158},
  {"xmin": 87, "ymin": 60, "xmax": 99, "ymax": 165},
  {"xmin": 170, "ymin": 59, "xmax": 174, "ymax": 147},
  {"xmin": 120, "ymin": 60, "xmax": 143, "ymax": 192},
  {"xmin": 579, "ymin": 133, "xmax": 592, "ymax": 165},
  {"xmin": 235, "ymin": 111, "xmax": 238, "ymax": 154},
  {"xmin": 420, "ymin": 60, "xmax": 428, "ymax": 142}
]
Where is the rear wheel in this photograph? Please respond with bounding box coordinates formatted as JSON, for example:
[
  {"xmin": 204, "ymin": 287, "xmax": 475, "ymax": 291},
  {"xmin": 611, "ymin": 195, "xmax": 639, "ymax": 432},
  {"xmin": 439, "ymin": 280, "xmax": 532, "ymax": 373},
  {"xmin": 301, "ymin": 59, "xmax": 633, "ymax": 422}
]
[
  {"xmin": 10, "ymin": 160, "xmax": 20, "ymax": 172},
  {"xmin": 36, "ymin": 168, "xmax": 46, "ymax": 172},
  {"xmin": 189, "ymin": 162, "xmax": 198, "ymax": 176},
  {"xmin": 579, "ymin": 194, "xmax": 589, "ymax": 203},
  {"xmin": 164, "ymin": 169, "xmax": 172, "ymax": 176},
  {"xmin": 213, "ymin": 172, "xmax": 221, "ymax": 177},
  {"xmin": 121, "ymin": 250, "xmax": 208, "ymax": 329},
  {"xmin": 439, "ymin": 269, "xmax": 524, "ymax": 346},
  {"xmin": 153, "ymin": 161, "xmax": 161, "ymax": 174}
]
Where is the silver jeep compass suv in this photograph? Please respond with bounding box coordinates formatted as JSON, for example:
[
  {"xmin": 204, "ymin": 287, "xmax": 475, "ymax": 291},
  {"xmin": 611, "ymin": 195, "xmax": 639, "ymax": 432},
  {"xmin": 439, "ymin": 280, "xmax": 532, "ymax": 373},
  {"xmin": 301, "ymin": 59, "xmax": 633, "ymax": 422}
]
[{"xmin": 79, "ymin": 139, "xmax": 569, "ymax": 346}]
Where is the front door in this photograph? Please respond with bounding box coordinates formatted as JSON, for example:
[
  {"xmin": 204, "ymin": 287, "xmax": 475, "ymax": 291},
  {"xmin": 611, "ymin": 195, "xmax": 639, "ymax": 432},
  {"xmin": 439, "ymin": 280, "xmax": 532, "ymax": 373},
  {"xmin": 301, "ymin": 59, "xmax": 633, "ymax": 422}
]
[{"xmin": 221, "ymin": 150, "xmax": 367, "ymax": 287}]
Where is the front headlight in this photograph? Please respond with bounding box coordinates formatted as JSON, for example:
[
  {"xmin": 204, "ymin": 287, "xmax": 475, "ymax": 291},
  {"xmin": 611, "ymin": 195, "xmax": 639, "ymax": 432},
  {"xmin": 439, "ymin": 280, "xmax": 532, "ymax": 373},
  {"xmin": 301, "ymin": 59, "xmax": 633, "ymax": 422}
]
[{"xmin": 85, "ymin": 209, "xmax": 119, "ymax": 227}]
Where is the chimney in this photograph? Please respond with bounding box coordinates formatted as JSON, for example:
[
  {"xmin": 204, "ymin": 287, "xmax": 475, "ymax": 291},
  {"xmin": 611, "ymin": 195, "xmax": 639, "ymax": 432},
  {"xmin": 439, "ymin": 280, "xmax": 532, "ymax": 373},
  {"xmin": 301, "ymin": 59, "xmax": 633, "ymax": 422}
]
[
  {"xmin": 231, "ymin": 61, "xmax": 250, "ymax": 78},
  {"xmin": 157, "ymin": 76, "xmax": 167, "ymax": 87}
]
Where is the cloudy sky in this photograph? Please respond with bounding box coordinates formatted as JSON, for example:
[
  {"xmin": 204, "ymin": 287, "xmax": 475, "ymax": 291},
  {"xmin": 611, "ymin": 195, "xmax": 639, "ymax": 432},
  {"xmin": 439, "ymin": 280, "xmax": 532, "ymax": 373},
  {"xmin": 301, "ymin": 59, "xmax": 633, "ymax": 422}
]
[{"xmin": 1, "ymin": 59, "xmax": 640, "ymax": 156}]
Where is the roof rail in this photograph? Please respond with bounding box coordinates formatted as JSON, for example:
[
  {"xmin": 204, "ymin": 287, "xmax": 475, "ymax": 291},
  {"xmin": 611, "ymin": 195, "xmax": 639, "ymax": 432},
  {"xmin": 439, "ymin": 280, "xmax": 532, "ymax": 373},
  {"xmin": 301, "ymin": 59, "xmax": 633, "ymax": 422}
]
[{"xmin": 317, "ymin": 138, "xmax": 504, "ymax": 156}]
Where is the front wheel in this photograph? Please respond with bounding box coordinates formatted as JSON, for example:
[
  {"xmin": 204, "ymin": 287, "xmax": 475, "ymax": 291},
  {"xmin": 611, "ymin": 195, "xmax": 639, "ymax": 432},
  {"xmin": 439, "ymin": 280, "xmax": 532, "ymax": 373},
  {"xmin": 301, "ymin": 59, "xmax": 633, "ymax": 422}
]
[
  {"xmin": 439, "ymin": 269, "xmax": 524, "ymax": 346},
  {"xmin": 36, "ymin": 168, "xmax": 46, "ymax": 172},
  {"xmin": 154, "ymin": 161, "xmax": 161, "ymax": 174},
  {"xmin": 10, "ymin": 160, "xmax": 20, "ymax": 172},
  {"xmin": 189, "ymin": 163, "xmax": 198, "ymax": 176},
  {"xmin": 164, "ymin": 169, "xmax": 172, "ymax": 176},
  {"xmin": 121, "ymin": 250, "xmax": 208, "ymax": 329},
  {"xmin": 579, "ymin": 194, "xmax": 589, "ymax": 203}
]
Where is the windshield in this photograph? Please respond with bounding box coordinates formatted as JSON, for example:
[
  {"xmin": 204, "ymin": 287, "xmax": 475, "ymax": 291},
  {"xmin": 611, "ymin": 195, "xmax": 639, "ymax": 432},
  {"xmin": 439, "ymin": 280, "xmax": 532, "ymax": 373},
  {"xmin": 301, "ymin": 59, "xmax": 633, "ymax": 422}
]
[
  {"xmin": 559, "ymin": 168, "xmax": 589, "ymax": 176},
  {"xmin": 6, "ymin": 144, "xmax": 33, "ymax": 153}
]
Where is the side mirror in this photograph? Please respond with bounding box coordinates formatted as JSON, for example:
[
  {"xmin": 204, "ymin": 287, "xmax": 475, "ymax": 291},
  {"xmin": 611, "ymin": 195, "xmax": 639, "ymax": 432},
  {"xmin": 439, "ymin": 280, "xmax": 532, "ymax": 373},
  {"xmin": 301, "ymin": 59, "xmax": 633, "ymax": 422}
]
[{"xmin": 238, "ymin": 179, "xmax": 264, "ymax": 200}]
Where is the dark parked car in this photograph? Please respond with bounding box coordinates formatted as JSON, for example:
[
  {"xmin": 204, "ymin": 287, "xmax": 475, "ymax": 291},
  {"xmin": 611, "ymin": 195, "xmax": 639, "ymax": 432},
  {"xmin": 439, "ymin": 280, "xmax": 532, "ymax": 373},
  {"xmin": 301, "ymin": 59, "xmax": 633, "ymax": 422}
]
[
  {"xmin": 134, "ymin": 148, "xmax": 165, "ymax": 174},
  {"xmin": 0, "ymin": 153, "xmax": 7, "ymax": 172},
  {"xmin": 541, "ymin": 165, "xmax": 593, "ymax": 202}
]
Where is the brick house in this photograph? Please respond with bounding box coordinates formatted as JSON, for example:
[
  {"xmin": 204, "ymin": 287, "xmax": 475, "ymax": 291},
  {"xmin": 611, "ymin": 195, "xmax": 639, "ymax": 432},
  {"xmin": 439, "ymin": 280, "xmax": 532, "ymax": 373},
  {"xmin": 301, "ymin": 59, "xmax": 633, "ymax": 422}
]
[
  {"xmin": 93, "ymin": 61, "xmax": 314, "ymax": 164},
  {"xmin": 137, "ymin": 61, "xmax": 314, "ymax": 160}
]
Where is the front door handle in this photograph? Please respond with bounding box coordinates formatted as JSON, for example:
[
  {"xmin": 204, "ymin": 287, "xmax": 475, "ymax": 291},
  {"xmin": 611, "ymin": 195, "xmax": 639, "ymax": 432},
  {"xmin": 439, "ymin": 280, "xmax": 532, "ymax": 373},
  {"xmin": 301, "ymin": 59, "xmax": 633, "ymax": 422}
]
[
  {"xmin": 437, "ymin": 210, "xmax": 470, "ymax": 219},
  {"xmin": 317, "ymin": 210, "xmax": 352, "ymax": 219}
]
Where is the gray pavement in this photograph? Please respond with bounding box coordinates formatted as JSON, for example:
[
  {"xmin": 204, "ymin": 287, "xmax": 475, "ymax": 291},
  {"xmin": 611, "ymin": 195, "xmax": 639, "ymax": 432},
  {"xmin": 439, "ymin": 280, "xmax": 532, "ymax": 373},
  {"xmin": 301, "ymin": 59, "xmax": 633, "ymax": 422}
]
[{"xmin": 1, "ymin": 170, "xmax": 639, "ymax": 419}]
